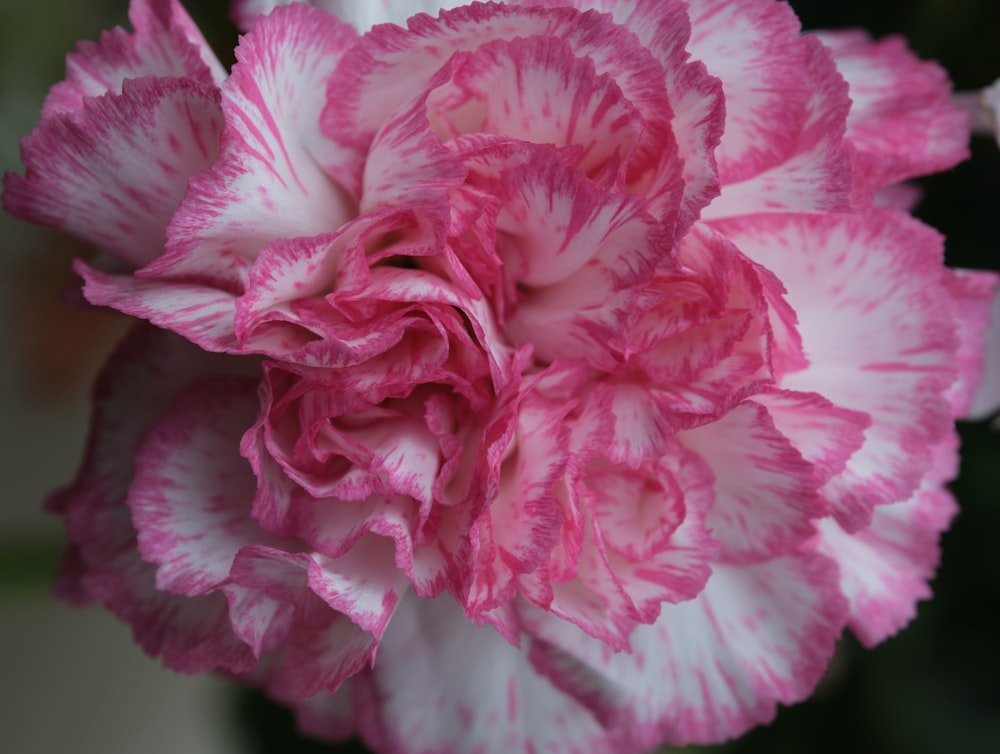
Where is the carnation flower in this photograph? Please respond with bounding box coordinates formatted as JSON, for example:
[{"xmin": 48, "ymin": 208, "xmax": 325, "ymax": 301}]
[{"xmin": 4, "ymin": 0, "xmax": 998, "ymax": 751}]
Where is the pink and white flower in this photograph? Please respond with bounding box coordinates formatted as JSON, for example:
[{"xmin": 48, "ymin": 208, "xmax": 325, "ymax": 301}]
[{"xmin": 5, "ymin": 0, "xmax": 998, "ymax": 751}]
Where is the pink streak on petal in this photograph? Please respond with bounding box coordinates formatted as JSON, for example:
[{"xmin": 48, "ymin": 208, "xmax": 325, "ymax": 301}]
[
  {"xmin": 157, "ymin": 3, "xmax": 358, "ymax": 289},
  {"xmin": 717, "ymin": 210, "xmax": 961, "ymax": 530},
  {"xmin": 814, "ymin": 433, "xmax": 959, "ymax": 646},
  {"xmin": 4, "ymin": 78, "xmax": 223, "ymax": 268},
  {"xmin": 48, "ymin": 325, "xmax": 260, "ymax": 674},
  {"xmin": 528, "ymin": 552, "xmax": 846, "ymax": 748},
  {"xmin": 818, "ymin": 30, "xmax": 971, "ymax": 201},
  {"xmin": 128, "ymin": 378, "xmax": 271, "ymax": 597},
  {"xmin": 370, "ymin": 593, "xmax": 618, "ymax": 754},
  {"xmin": 43, "ymin": 0, "xmax": 223, "ymax": 117},
  {"xmin": 680, "ymin": 401, "xmax": 821, "ymax": 563}
]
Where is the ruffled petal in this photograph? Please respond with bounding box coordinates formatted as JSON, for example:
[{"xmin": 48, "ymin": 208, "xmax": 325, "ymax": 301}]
[
  {"xmin": 701, "ymin": 34, "xmax": 852, "ymax": 218},
  {"xmin": 813, "ymin": 433, "xmax": 959, "ymax": 646},
  {"xmin": 482, "ymin": 149, "xmax": 666, "ymax": 367},
  {"xmin": 368, "ymin": 593, "xmax": 618, "ymax": 754},
  {"xmin": 426, "ymin": 35, "xmax": 646, "ymax": 188},
  {"xmin": 232, "ymin": 0, "xmax": 463, "ymax": 33},
  {"xmin": 528, "ymin": 552, "xmax": 847, "ymax": 748},
  {"xmin": 157, "ymin": 3, "xmax": 358, "ymax": 288},
  {"xmin": 128, "ymin": 377, "xmax": 269, "ymax": 597},
  {"xmin": 755, "ymin": 389, "xmax": 870, "ymax": 487},
  {"xmin": 226, "ymin": 546, "xmax": 390, "ymax": 698},
  {"xmin": 818, "ymin": 30, "xmax": 970, "ymax": 200},
  {"xmin": 715, "ymin": 211, "xmax": 960, "ymax": 529},
  {"xmin": 522, "ymin": 0, "xmax": 724, "ymax": 232},
  {"xmin": 43, "ymin": 0, "xmax": 223, "ymax": 116},
  {"xmin": 4, "ymin": 78, "xmax": 222, "ymax": 268},
  {"xmin": 323, "ymin": 2, "xmax": 682, "ymax": 225},
  {"xmin": 685, "ymin": 0, "xmax": 809, "ymax": 182},
  {"xmin": 679, "ymin": 401, "xmax": 820, "ymax": 562},
  {"xmin": 48, "ymin": 325, "xmax": 259, "ymax": 673},
  {"xmin": 76, "ymin": 260, "xmax": 239, "ymax": 352},
  {"xmin": 466, "ymin": 388, "xmax": 569, "ymax": 614},
  {"xmin": 941, "ymin": 268, "xmax": 1000, "ymax": 419},
  {"xmin": 968, "ymin": 288, "xmax": 1000, "ymax": 420}
]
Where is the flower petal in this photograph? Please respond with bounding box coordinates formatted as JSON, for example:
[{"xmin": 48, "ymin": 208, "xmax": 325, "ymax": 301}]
[
  {"xmin": 155, "ymin": 3, "xmax": 358, "ymax": 288},
  {"xmin": 679, "ymin": 400, "xmax": 820, "ymax": 562},
  {"xmin": 43, "ymin": 0, "xmax": 223, "ymax": 116},
  {"xmin": 487, "ymin": 151, "xmax": 666, "ymax": 367},
  {"xmin": 427, "ymin": 35, "xmax": 646, "ymax": 187},
  {"xmin": 818, "ymin": 30, "xmax": 970, "ymax": 200},
  {"xmin": 128, "ymin": 377, "xmax": 269, "ymax": 597},
  {"xmin": 368, "ymin": 593, "xmax": 617, "ymax": 754},
  {"xmin": 528, "ymin": 552, "xmax": 846, "ymax": 748},
  {"xmin": 323, "ymin": 2, "xmax": 681, "ymax": 222},
  {"xmin": 466, "ymin": 389, "xmax": 568, "ymax": 614},
  {"xmin": 941, "ymin": 268, "xmax": 1000, "ymax": 419},
  {"xmin": 227, "ymin": 547, "xmax": 383, "ymax": 698},
  {"xmin": 4, "ymin": 78, "xmax": 222, "ymax": 268},
  {"xmin": 232, "ymin": 0, "xmax": 463, "ymax": 32},
  {"xmin": 685, "ymin": 0, "xmax": 809, "ymax": 182},
  {"xmin": 76, "ymin": 260, "xmax": 239, "ymax": 352},
  {"xmin": 701, "ymin": 34, "xmax": 852, "ymax": 218},
  {"xmin": 48, "ymin": 324, "xmax": 258, "ymax": 673},
  {"xmin": 755, "ymin": 389, "xmax": 870, "ymax": 487},
  {"xmin": 813, "ymin": 433, "xmax": 959, "ymax": 646},
  {"xmin": 715, "ymin": 211, "xmax": 960, "ymax": 529},
  {"xmin": 969, "ymin": 287, "xmax": 1000, "ymax": 420}
]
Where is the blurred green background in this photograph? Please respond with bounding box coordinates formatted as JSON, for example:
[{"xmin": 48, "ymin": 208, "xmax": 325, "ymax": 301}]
[{"xmin": 0, "ymin": 1, "xmax": 997, "ymax": 753}]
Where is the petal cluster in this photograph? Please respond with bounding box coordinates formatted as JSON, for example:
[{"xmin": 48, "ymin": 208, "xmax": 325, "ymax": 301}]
[{"xmin": 4, "ymin": 1, "xmax": 997, "ymax": 752}]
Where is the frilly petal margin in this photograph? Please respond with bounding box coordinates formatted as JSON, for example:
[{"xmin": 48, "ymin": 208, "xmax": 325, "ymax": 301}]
[
  {"xmin": 943, "ymin": 268, "xmax": 1000, "ymax": 420},
  {"xmin": 4, "ymin": 78, "xmax": 223, "ymax": 269},
  {"xmin": 363, "ymin": 593, "xmax": 621, "ymax": 754},
  {"xmin": 812, "ymin": 432, "xmax": 960, "ymax": 647},
  {"xmin": 715, "ymin": 210, "xmax": 963, "ymax": 530},
  {"xmin": 43, "ymin": 0, "xmax": 224, "ymax": 117},
  {"xmin": 232, "ymin": 0, "xmax": 464, "ymax": 33},
  {"xmin": 127, "ymin": 378, "xmax": 274, "ymax": 597},
  {"xmin": 968, "ymin": 288, "xmax": 1000, "ymax": 421},
  {"xmin": 47, "ymin": 324, "xmax": 260, "ymax": 673},
  {"xmin": 817, "ymin": 29, "xmax": 971, "ymax": 201},
  {"xmin": 525, "ymin": 552, "xmax": 847, "ymax": 748},
  {"xmin": 153, "ymin": 3, "xmax": 359, "ymax": 288}
]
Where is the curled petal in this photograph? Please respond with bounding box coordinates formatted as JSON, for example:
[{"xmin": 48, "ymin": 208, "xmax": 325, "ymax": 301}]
[
  {"xmin": 819, "ymin": 30, "xmax": 970, "ymax": 200},
  {"xmin": 323, "ymin": 2, "xmax": 682, "ymax": 229},
  {"xmin": 157, "ymin": 3, "xmax": 359, "ymax": 288},
  {"xmin": 941, "ymin": 268, "xmax": 1000, "ymax": 419},
  {"xmin": 813, "ymin": 433, "xmax": 959, "ymax": 646},
  {"xmin": 76, "ymin": 260, "xmax": 239, "ymax": 352},
  {"xmin": 701, "ymin": 33, "xmax": 852, "ymax": 218},
  {"xmin": 367, "ymin": 593, "xmax": 618, "ymax": 754},
  {"xmin": 4, "ymin": 78, "xmax": 222, "ymax": 268},
  {"xmin": 466, "ymin": 389, "xmax": 569, "ymax": 614},
  {"xmin": 128, "ymin": 377, "xmax": 270, "ymax": 597},
  {"xmin": 679, "ymin": 401, "xmax": 820, "ymax": 563},
  {"xmin": 44, "ymin": 0, "xmax": 223, "ymax": 116},
  {"xmin": 427, "ymin": 35, "xmax": 646, "ymax": 187},
  {"xmin": 716, "ymin": 211, "xmax": 961, "ymax": 529},
  {"xmin": 49, "ymin": 325, "xmax": 259, "ymax": 673},
  {"xmin": 755, "ymin": 389, "xmax": 870, "ymax": 488},
  {"xmin": 227, "ymin": 546, "xmax": 392, "ymax": 698},
  {"xmin": 528, "ymin": 553, "xmax": 847, "ymax": 748}
]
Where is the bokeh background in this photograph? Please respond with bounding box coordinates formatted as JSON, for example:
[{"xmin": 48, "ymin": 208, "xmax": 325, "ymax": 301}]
[{"xmin": 1, "ymin": 1, "xmax": 997, "ymax": 752}]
